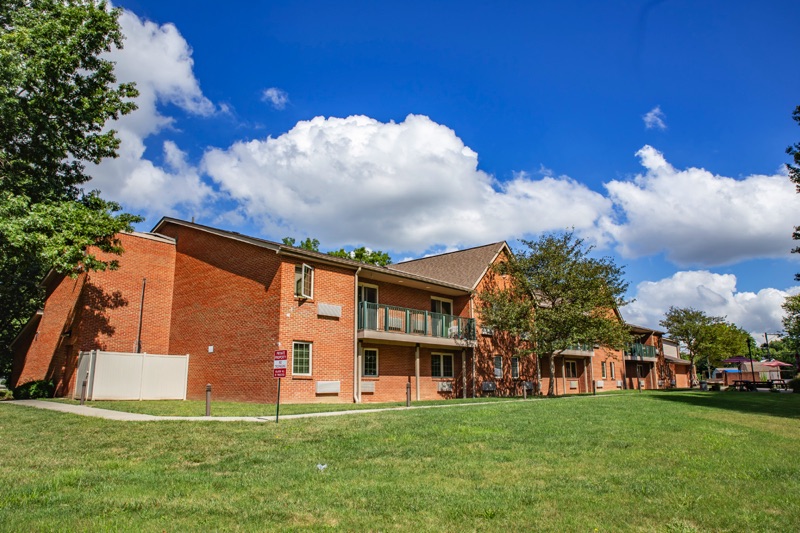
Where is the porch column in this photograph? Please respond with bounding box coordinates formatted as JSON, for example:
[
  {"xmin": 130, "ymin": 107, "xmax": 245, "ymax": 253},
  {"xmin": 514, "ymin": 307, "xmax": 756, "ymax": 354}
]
[
  {"xmin": 461, "ymin": 349, "xmax": 467, "ymax": 399},
  {"xmin": 415, "ymin": 344, "xmax": 420, "ymax": 401},
  {"xmin": 561, "ymin": 357, "xmax": 566, "ymax": 395},
  {"xmin": 584, "ymin": 357, "xmax": 590, "ymax": 393},
  {"xmin": 472, "ymin": 349, "xmax": 476, "ymax": 398}
]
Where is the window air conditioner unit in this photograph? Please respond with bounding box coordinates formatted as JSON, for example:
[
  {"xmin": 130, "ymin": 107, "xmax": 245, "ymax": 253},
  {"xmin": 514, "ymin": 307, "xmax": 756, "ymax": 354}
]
[{"xmin": 438, "ymin": 381, "xmax": 453, "ymax": 392}]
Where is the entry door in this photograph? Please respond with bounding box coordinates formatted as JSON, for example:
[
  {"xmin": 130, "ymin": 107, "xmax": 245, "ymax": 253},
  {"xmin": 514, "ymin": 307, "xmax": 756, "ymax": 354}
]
[
  {"xmin": 431, "ymin": 298, "xmax": 453, "ymax": 336},
  {"xmin": 358, "ymin": 284, "xmax": 378, "ymax": 330}
]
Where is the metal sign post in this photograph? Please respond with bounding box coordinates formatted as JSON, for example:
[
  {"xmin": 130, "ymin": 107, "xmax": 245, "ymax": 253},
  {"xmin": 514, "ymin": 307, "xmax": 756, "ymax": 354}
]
[{"xmin": 274, "ymin": 350, "xmax": 287, "ymax": 423}]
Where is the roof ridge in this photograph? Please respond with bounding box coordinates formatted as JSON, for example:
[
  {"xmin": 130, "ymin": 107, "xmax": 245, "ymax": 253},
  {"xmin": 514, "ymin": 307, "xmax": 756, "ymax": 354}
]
[{"xmin": 392, "ymin": 241, "xmax": 506, "ymax": 265}]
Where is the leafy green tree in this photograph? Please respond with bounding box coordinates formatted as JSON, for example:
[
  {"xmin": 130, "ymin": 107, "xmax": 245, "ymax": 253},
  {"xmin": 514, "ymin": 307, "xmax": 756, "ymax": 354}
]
[
  {"xmin": 328, "ymin": 246, "xmax": 392, "ymax": 266},
  {"xmin": 782, "ymin": 294, "xmax": 800, "ymax": 352},
  {"xmin": 283, "ymin": 237, "xmax": 392, "ymax": 266},
  {"xmin": 478, "ymin": 231, "xmax": 630, "ymax": 397},
  {"xmin": 659, "ymin": 307, "xmax": 725, "ymax": 385},
  {"xmin": 282, "ymin": 237, "xmax": 320, "ymax": 252},
  {"xmin": 0, "ymin": 0, "xmax": 140, "ymax": 378},
  {"xmin": 787, "ymin": 105, "xmax": 800, "ymax": 280}
]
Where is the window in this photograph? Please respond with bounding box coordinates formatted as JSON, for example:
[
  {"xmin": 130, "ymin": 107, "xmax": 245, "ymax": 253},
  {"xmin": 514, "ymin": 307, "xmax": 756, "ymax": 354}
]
[
  {"xmin": 292, "ymin": 342, "xmax": 312, "ymax": 376},
  {"xmin": 432, "ymin": 353, "xmax": 454, "ymax": 378},
  {"xmin": 511, "ymin": 357, "xmax": 519, "ymax": 379},
  {"xmin": 363, "ymin": 348, "xmax": 378, "ymax": 377},
  {"xmin": 610, "ymin": 362, "xmax": 615, "ymax": 379},
  {"xmin": 494, "ymin": 356, "xmax": 503, "ymax": 379},
  {"xmin": 294, "ymin": 264, "xmax": 314, "ymax": 298},
  {"xmin": 636, "ymin": 364, "xmax": 644, "ymax": 378},
  {"xmin": 565, "ymin": 360, "xmax": 578, "ymax": 378},
  {"xmin": 601, "ymin": 362, "xmax": 607, "ymax": 379}
]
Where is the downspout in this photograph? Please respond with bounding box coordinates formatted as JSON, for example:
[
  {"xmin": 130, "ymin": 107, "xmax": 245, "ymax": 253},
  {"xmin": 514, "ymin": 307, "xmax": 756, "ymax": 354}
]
[
  {"xmin": 469, "ymin": 294, "xmax": 476, "ymax": 398},
  {"xmin": 354, "ymin": 267, "xmax": 362, "ymax": 403},
  {"xmin": 135, "ymin": 278, "xmax": 147, "ymax": 353}
]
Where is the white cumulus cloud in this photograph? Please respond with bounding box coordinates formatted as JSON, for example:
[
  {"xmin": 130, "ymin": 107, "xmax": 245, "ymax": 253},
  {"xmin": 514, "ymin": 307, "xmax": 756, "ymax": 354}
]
[
  {"xmin": 603, "ymin": 145, "xmax": 798, "ymax": 267},
  {"xmin": 622, "ymin": 270, "xmax": 798, "ymax": 335},
  {"xmin": 87, "ymin": 9, "xmax": 216, "ymax": 217},
  {"xmin": 202, "ymin": 114, "xmax": 612, "ymax": 253},
  {"xmin": 262, "ymin": 87, "xmax": 289, "ymax": 110},
  {"xmin": 643, "ymin": 105, "xmax": 666, "ymax": 130}
]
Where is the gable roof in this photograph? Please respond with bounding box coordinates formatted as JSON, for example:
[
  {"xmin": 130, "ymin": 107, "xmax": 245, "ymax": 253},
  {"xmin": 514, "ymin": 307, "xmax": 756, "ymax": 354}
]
[
  {"xmin": 151, "ymin": 217, "xmax": 474, "ymax": 294},
  {"xmin": 388, "ymin": 242, "xmax": 509, "ymax": 290}
]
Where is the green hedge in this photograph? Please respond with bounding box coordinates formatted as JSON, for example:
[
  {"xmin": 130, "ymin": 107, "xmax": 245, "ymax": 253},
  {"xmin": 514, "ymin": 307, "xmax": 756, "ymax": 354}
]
[{"xmin": 12, "ymin": 380, "xmax": 55, "ymax": 400}]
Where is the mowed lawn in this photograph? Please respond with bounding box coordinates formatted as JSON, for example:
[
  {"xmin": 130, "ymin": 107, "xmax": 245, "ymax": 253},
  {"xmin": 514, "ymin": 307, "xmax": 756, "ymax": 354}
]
[{"xmin": 1, "ymin": 392, "xmax": 799, "ymax": 531}]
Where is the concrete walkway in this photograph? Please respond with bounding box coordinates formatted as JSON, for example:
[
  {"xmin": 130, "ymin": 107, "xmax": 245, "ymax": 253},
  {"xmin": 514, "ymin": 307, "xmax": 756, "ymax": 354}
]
[{"xmin": 4, "ymin": 397, "xmax": 559, "ymax": 422}]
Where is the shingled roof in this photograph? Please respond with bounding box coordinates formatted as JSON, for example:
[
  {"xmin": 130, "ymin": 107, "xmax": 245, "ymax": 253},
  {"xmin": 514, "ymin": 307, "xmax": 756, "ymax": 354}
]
[{"xmin": 388, "ymin": 242, "xmax": 509, "ymax": 290}]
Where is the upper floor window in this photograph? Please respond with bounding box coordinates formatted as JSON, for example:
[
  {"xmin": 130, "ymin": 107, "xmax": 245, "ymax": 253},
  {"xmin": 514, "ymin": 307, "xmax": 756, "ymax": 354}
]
[
  {"xmin": 295, "ymin": 264, "xmax": 314, "ymax": 298},
  {"xmin": 601, "ymin": 362, "xmax": 607, "ymax": 379}
]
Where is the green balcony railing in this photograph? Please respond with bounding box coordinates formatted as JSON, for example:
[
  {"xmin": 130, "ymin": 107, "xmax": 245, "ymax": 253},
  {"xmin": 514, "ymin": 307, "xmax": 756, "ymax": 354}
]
[
  {"xmin": 358, "ymin": 302, "xmax": 476, "ymax": 341},
  {"xmin": 567, "ymin": 343, "xmax": 593, "ymax": 352},
  {"xmin": 625, "ymin": 343, "xmax": 657, "ymax": 359}
]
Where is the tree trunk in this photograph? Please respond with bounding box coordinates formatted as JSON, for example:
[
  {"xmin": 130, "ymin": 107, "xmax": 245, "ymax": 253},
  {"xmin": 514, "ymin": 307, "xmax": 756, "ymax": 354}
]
[
  {"xmin": 689, "ymin": 356, "xmax": 697, "ymax": 387},
  {"xmin": 548, "ymin": 353, "xmax": 556, "ymax": 396},
  {"xmin": 535, "ymin": 354, "xmax": 542, "ymax": 395}
]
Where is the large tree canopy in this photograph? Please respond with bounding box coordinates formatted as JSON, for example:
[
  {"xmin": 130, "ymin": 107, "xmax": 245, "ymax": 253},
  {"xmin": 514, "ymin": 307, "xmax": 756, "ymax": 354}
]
[
  {"xmin": 787, "ymin": 105, "xmax": 800, "ymax": 280},
  {"xmin": 658, "ymin": 307, "xmax": 751, "ymax": 383},
  {"xmin": 0, "ymin": 0, "xmax": 140, "ymax": 378},
  {"xmin": 479, "ymin": 231, "xmax": 629, "ymax": 396}
]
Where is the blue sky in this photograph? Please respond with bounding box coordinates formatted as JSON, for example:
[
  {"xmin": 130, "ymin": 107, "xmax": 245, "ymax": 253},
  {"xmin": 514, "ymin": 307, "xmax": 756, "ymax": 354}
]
[{"xmin": 97, "ymin": 0, "xmax": 800, "ymax": 336}]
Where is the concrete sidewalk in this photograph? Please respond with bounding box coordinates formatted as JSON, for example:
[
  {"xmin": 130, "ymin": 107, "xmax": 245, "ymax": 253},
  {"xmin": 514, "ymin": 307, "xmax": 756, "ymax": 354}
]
[{"xmin": 3, "ymin": 397, "xmax": 551, "ymax": 422}]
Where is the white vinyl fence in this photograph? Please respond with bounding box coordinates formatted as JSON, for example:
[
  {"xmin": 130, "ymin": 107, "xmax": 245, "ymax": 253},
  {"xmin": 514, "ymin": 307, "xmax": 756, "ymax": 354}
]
[{"xmin": 73, "ymin": 351, "xmax": 189, "ymax": 401}]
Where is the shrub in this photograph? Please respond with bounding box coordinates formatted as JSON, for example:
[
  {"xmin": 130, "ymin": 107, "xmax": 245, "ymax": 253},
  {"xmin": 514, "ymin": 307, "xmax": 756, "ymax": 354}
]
[
  {"xmin": 0, "ymin": 389, "xmax": 13, "ymax": 401},
  {"xmin": 12, "ymin": 380, "xmax": 55, "ymax": 400}
]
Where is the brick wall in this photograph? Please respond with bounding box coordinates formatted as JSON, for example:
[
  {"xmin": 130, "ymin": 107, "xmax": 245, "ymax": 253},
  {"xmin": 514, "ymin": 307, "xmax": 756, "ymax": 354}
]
[
  {"xmin": 10, "ymin": 232, "xmax": 176, "ymax": 396},
  {"xmin": 160, "ymin": 224, "xmax": 283, "ymax": 402},
  {"xmin": 279, "ymin": 258, "xmax": 357, "ymax": 403}
]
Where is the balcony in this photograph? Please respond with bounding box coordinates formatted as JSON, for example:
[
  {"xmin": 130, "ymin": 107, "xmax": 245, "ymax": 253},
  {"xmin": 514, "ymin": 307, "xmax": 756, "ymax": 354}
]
[
  {"xmin": 625, "ymin": 343, "xmax": 657, "ymax": 360},
  {"xmin": 357, "ymin": 302, "xmax": 476, "ymax": 347}
]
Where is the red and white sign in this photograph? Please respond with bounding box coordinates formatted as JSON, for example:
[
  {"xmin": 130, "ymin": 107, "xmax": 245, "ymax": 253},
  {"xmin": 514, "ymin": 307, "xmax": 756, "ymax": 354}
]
[{"xmin": 274, "ymin": 350, "xmax": 287, "ymax": 378}]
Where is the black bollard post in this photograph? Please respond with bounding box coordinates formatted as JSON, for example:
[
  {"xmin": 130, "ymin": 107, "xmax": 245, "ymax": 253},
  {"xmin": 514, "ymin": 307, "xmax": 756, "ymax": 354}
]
[
  {"xmin": 593, "ymin": 380, "xmax": 596, "ymax": 395},
  {"xmin": 80, "ymin": 371, "xmax": 89, "ymax": 405},
  {"xmin": 205, "ymin": 383, "xmax": 212, "ymax": 416}
]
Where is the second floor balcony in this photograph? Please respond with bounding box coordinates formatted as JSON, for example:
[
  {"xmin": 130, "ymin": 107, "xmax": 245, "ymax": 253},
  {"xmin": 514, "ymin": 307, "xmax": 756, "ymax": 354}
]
[
  {"xmin": 357, "ymin": 302, "xmax": 476, "ymax": 347},
  {"xmin": 625, "ymin": 343, "xmax": 658, "ymax": 360}
]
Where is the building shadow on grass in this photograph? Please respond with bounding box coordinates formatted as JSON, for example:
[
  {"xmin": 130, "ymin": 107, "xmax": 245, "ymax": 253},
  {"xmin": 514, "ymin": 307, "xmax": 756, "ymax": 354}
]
[{"xmin": 648, "ymin": 390, "xmax": 800, "ymax": 421}]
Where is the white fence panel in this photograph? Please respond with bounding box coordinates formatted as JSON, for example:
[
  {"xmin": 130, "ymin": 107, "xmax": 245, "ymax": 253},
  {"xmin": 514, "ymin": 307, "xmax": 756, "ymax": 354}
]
[
  {"xmin": 141, "ymin": 354, "xmax": 189, "ymax": 400},
  {"xmin": 72, "ymin": 351, "xmax": 188, "ymax": 401},
  {"xmin": 92, "ymin": 351, "xmax": 144, "ymax": 400}
]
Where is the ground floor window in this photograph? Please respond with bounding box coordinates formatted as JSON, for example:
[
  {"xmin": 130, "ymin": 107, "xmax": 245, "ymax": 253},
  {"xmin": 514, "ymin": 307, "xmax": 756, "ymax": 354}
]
[
  {"xmin": 432, "ymin": 353, "xmax": 454, "ymax": 378},
  {"xmin": 565, "ymin": 360, "xmax": 578, "ymax": 378},
  {"xmin": 363, "ymin": 348, "xmax": 378, "ymax": 377},
  {"xmin": 511, "ymin": 357, "xmax": 519, "ymax": 379},
  {"xmin": 494, "ymin": 355, "xmax": 503, "ymax": 379},
  {"xmin": 293, "ymin": 342, "xmax": 312, "ymax": 376},
  {"xmin": 610, "ymin": 362, "xmax": 616, "ymax": 379},
  {"xmin": 601, "ymin": 361, "xmax": 607, "ymax": 379}
]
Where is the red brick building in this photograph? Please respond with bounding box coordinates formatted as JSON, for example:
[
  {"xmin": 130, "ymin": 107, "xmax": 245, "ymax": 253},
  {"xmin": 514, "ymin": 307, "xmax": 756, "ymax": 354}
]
[{"xmin": 11, "ymin": 218, "xmax": 684, "ymax": 402}]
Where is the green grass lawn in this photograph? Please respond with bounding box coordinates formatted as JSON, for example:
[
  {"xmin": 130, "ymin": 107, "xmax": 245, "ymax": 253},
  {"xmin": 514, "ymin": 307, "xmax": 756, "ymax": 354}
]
[
  {"xmin": 1, "ymin": 391, "xmax": 799, "ymax": 531},
  {"xmin": 47, "ymin": 395, "xmax": 520, "ymax": 417}
]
